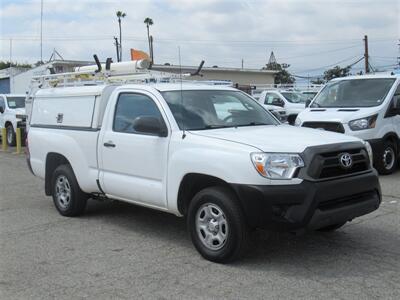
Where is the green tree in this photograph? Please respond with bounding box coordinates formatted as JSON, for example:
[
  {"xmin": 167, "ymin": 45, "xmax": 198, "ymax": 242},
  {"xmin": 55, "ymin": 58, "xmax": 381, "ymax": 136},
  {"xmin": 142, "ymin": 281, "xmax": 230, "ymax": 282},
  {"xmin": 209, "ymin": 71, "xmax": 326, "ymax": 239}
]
[
  {"xmin": 274, "ymin": 67, "xmax": 296, "ymax": 84},
  {"xmin": 0, "ymin": 61, "xmax": 32, "ymax": 70},
  {"xmin": 144, "ymin": 17, "xmax": 154, "ymax": 60},
  {"xmin": 323, "ymin": 66, "xmax": 350, "ymax": 81},
  {"xmin": 116, "ymin": 11, "xmax": 127, "ymax": 61}
]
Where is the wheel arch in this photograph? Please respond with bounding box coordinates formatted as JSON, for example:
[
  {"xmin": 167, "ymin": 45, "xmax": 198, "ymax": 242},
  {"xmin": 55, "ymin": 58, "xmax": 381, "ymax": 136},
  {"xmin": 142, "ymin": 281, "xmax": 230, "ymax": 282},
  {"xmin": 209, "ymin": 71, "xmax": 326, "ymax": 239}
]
[
  {"xmin": 383, "ymin": 132, "xmax": 399, "ymax": 151},
  {"xmin": 45, "ymin": 152, "xmax": 71, "ymax": 196},
  {"xmin": 177, "ymin": 173, "xmax": 238, "ymax": 216}
]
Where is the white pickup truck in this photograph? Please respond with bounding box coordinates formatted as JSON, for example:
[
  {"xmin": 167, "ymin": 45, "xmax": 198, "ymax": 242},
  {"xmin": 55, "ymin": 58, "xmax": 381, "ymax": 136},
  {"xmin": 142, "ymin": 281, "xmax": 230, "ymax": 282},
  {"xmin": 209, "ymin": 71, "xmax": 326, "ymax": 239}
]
[
  {"xmin": 27, "ymin": 82, "xmax": 381, "ymax": 263},
  {"xmin": 258, "ymin": 90, "xmax": 309, "ymax": 125},
  {"xmin": 0, "ymin": 94, "xmax": 27, "ymax": 146}
]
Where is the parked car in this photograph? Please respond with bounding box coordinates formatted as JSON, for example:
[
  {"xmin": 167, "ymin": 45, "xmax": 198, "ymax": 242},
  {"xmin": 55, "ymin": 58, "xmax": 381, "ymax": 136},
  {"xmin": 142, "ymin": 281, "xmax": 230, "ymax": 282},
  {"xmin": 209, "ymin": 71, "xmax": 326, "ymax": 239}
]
[
  {"xmin": 296, "ymin": 74, "xmax": 400, "ymax": 174},
  {"xmin": 258, "ymin": 90, "xmax": 309, "ymax": 125},
  {"xmin": 27, "ymin": 78, "xmax": 381, "ymax": 263},
  {"xmin": 0, "ymin": 94, "xmax": 27, "ymax": 146}
]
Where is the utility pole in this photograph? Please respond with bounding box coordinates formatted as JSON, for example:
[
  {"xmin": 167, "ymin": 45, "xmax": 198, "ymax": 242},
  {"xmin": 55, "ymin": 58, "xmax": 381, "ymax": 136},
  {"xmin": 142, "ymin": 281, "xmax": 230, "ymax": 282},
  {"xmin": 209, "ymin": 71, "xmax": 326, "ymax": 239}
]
[
  {"xmin": 150, "ymin": 35, "xmax": 154, "ymax": 63},
  {"xmin": 397, "ymin": 39, "xmax": 400, "ymax": 69},
  {"xmin": 9, "ymin": 38, "xmax": 13, "ymax": 92},
  {"xmin": 363, "ymin": 35, "xmax": 369, "ymax": 74},
  {"xmin": 40, "ymin": 0, "xmax": 43, "ymax": 63},
  {"xmin": 241, "ymin": 58, "xmax": 244, "ymax": 69}
]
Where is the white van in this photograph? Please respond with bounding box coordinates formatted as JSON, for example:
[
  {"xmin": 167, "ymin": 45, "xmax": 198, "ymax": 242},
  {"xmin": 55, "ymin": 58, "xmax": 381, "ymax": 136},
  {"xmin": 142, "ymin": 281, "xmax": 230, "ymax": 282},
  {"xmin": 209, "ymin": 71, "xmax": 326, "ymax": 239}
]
[
  {"xmin": 0, "ymin": 94, "xmax": 27, "ymax": 146},
  {"xmin": 295, "ymin": 74, "xmax": 400, "ymax": 174},
  {"xmin": 258, "ymin": 90, "xmax": 309, "ymax": 125}
]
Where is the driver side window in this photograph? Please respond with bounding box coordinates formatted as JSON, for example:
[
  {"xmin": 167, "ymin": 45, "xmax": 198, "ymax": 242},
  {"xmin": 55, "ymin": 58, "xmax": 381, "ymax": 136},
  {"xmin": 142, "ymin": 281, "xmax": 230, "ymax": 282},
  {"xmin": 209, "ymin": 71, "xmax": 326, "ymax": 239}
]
[
  {"xmin": 393, "ymin": 84, "xmax": 400, "ymax": 109},
  {"xmin": 264, "ymin": 93, "xmax": 277, "ymax": 104},
  {"xmin": 113, "ymin": 93, "xmax": 164, "ymax": 134}
]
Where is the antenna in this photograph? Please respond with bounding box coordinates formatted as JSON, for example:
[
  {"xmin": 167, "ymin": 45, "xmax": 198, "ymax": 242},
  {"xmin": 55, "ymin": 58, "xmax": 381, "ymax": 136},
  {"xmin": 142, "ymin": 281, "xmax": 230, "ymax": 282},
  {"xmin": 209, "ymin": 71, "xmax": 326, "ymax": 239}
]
[{"xmin": 178, "ymin": 46, "xmax": 186, "ymax": 139}]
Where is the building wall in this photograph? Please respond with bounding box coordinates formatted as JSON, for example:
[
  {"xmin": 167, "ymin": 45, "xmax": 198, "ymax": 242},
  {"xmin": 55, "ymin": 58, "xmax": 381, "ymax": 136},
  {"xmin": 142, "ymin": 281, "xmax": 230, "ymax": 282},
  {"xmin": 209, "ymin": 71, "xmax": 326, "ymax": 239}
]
[{"xmin": 193, "ymin": 70, "xmax": 275, "ymax": 85}]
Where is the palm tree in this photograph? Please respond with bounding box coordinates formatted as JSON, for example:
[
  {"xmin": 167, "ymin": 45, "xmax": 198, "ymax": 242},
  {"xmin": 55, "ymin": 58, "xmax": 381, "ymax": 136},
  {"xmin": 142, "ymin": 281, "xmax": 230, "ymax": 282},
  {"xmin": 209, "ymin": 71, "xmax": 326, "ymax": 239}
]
[
  {"xmin": 144, "ymin": 17, "xmax": 154, "ymax": 60},
  {"xmin": 116, "ymin": 11, "xmax": 126, "ymax": 61}
]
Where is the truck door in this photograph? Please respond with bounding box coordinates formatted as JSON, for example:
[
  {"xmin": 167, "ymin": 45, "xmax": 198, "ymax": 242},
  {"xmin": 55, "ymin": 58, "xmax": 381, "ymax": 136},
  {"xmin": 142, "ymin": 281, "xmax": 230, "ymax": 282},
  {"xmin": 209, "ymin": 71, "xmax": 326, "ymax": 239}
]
[{"xmin": 98, "ymin": 90, "xmax": 170, "ymax": 208}]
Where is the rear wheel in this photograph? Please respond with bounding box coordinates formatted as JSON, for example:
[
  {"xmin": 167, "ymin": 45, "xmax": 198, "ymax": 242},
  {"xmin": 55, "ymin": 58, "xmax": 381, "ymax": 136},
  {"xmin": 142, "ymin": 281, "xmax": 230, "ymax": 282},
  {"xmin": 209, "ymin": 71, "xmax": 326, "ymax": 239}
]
[
  {"xmin": 187, "ymin": 186, "xmax": 249, "ymax": 263},
  {"xmin": 51, "ymin": 164, "xmax": 87, "ymax": 217},
  {"xmin": 375, "ymin": 140, "xmax": 398, "ymax": 175},
  {"xmin": 6, "ymin": 124, "xmax": 16, "ymax": 146}
]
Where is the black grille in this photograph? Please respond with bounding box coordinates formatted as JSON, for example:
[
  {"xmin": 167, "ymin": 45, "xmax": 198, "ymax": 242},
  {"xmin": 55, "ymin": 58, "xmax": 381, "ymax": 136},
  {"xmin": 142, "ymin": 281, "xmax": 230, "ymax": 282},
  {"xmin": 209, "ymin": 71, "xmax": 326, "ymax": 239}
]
[
  {"xmin": 318, "ymin": 191, "xmax": 377, "ymax": 211},
  {"xmin": 302, "ymin": 122, "xmax": 345, "ymax": 133},
  {"xmin": 308, "ymin": 148, "xmax": 370, "ymax": 179}
]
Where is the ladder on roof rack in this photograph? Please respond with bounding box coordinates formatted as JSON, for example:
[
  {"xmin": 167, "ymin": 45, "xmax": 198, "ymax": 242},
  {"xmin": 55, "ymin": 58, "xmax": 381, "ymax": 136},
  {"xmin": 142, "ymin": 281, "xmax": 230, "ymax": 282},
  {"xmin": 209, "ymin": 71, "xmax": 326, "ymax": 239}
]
[{"xmin": 29, "ymin": 56, "xmax": 211, "ymax": 90}]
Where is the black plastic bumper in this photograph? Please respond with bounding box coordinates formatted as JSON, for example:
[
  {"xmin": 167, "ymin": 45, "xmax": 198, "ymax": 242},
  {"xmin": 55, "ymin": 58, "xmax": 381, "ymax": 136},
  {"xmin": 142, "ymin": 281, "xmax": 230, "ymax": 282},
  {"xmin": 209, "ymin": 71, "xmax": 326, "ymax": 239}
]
[{"xmin": 231, "ymin": 170, "xmax": 381, "ymax": 231}]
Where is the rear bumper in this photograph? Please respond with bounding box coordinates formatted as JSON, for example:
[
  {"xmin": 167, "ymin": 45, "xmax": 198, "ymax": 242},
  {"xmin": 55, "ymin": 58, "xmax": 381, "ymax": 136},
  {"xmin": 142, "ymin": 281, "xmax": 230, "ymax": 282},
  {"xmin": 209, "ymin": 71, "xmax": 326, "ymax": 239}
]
[{"xmin": 231, "ymin": 170, "xmax": 381, "ymax": 231}]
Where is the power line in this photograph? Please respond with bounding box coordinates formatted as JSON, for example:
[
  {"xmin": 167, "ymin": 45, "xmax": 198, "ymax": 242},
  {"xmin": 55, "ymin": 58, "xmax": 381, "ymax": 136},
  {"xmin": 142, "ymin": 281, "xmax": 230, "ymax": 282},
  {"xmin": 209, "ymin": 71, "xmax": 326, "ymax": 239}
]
[{"xmin": 294, "ymin": 55, "xmax": 362, "ymax": 74}]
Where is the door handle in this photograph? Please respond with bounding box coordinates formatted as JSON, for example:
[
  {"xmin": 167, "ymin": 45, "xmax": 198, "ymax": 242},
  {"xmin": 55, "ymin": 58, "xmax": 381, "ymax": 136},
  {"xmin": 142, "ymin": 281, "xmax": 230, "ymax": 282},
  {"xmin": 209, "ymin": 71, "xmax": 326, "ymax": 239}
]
[{"xmin": 103, "ymin": 141, "xmax": 116, "ymax": 148}]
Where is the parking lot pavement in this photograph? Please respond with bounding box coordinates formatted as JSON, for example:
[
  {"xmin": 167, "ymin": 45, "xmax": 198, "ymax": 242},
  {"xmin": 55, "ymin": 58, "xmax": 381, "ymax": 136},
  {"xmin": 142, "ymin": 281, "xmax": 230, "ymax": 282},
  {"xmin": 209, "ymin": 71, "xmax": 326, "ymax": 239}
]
[{"xmin": 0, "ymin": 152, "xmax": 399, "ymax": 300}]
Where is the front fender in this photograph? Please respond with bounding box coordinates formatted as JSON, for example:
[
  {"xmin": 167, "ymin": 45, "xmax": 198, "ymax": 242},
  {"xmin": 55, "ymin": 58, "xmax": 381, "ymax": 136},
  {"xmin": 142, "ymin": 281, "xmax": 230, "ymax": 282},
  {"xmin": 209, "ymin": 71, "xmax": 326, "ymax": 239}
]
[{"xmin": 166, "ymin": 133, "xmax": 270, "ymax": 214}]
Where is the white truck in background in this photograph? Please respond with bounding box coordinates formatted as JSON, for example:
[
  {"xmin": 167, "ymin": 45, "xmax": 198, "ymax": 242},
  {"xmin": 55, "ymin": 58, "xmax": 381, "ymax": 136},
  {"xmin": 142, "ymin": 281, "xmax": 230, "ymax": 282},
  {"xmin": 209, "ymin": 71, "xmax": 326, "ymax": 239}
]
[
  {"xmin": 296, "ymin": 74, "xmax": 400, "ymax": 174},
  {"xmin": 0, "ymin": 94, "xmax": 27, "ymax": 146},
  {"xmin": 25, "ymin": 61, "xmax": 381, "ymax": 263},
  {"xmin": 258, "ymin": 90, "xmax": 309, "ymax": 125}
]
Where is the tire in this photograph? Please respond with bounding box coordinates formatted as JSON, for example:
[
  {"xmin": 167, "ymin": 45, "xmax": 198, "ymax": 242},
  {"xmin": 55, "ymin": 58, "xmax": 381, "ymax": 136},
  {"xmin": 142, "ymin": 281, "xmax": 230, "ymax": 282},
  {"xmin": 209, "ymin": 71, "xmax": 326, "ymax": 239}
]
[
  {"xmin": 375, "ymin": 140, "xmax": 398, "ymax": 175},
  {"xmin": 287, "ymin": 115, "xmax": 297, "ymax": 125},
  {"xmin": 6, "ymin": 124, "xmax": 16, "ymax": 146},
  {"xmin": 187, "ymin": 186, "xmax": 249, "ymax": 263},
  {"xmin": 317, "ymin": 222, "xmax": 346, "ymax": 232},
  {"xmin": 51, "ymin": 164, "xmax": 88, "ymax": 217}
]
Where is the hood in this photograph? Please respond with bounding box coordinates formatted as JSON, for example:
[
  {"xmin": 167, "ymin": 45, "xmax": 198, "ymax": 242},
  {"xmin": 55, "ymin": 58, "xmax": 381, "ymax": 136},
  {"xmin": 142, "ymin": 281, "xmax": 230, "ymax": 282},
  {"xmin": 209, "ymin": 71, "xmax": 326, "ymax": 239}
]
[
  {"xmin": 297, "ymin": 107, "xmax": 380, "ymax": 124},
  {"xmin": 10, "ymin": 108, "xmax": 26, "ymax": 115},
  {"xmin": 190, "ymin": 124, "xmax": 361, "ymax": 153}
]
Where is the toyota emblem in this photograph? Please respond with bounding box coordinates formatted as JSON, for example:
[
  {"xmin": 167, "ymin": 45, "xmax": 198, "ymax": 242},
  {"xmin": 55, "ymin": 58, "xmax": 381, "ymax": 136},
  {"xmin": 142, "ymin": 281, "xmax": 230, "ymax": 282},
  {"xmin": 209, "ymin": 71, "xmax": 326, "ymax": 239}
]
[{"xmin": 339, "ymin": 153, "xmax": 353, "ymax": 169}]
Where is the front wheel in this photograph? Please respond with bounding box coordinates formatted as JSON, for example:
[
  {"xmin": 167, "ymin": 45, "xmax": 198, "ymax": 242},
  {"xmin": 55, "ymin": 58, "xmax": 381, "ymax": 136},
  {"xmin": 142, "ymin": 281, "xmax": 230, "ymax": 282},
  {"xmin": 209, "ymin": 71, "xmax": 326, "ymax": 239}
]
[
  {"xmin": 6, "ymin": 124, "xmax": 16, "ymax": 146},
  {"xmin": 375, "ymin": 140, "xmax": 398, "ymax": 175},
  {"xmin": 187, "ymin": 186, "xmax": 249, "ymax": 263},
  {"xmin": 51, "ymin": 164, "xmax": 88, "ymax": 217}
]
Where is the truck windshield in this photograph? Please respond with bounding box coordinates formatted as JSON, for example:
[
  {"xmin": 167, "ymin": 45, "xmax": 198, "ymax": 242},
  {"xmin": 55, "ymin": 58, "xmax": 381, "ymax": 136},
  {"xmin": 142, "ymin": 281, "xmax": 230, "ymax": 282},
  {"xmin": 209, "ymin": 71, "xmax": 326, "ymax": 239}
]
[
  {"xmin": 281, "ymin": 92, "xmax": 308, "ymax": 103},
  {"xmin": 311, "ymin": 78, "xmax": 395, "ymax": 108},
  {"xmin": 6, "ymin": 97, "xmax": 25, "ymax": 109},
  {"xmin": 162, "ymin": 90, "xmax": 279, "ymax": 130}
]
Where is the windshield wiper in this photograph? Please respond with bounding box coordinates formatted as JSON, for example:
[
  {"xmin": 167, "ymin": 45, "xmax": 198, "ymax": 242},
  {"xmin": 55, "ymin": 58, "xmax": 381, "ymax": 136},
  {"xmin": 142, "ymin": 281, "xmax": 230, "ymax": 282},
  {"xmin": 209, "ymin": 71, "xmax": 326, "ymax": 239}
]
[
  {"xmin": 235, "ymin": 122, "xmax": 270, "ymax": 127},
  {"xmin": 203, "ymin": 125, "xmax": 234, "ymax": 129}
]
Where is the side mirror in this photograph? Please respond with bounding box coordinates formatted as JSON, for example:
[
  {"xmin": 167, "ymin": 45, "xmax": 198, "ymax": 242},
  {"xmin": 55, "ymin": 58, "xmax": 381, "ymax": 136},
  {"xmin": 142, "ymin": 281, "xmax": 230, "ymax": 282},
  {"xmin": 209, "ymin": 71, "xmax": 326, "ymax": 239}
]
[
  {"xmin": 272, "ymin": 98, "xmax": 284, "ymax": 107},
  {"xmin": 305, "ymin": 99, "xmax": 312, "ymax": 108},
  {"xmin": 133, "ymin": 116, "xmax": 168, "ymax": 137},
  {"xmin": 0, "ymin": 106, "xmax": 4, "ymax": 114}
]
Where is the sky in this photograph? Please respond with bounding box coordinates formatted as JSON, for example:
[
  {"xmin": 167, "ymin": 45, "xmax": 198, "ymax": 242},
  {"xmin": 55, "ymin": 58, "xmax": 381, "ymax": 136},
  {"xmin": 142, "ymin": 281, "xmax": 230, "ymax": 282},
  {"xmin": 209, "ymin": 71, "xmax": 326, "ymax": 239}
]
[{"xmin": 0, "ymin": 0, "xmax": 399, "ymax": 78}]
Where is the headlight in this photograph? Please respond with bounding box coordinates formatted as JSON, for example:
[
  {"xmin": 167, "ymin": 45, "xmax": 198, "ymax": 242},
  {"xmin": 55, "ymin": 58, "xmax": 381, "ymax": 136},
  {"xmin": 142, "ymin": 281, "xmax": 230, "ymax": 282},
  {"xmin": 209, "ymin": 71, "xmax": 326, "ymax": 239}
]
[
  {"xmin": 294, "ymin": 117, "xmax": 302, "ymax": 126},
  {"xmin": 251, "ymin": 153, "xmax": 304, "ymax": 179},
  {"xmin": 363, "ymin": 141, "xmax": 374, "ymax": 165},
  {"xmin": 349, "ymin": 115, "xmax": 377, "ymax": 131}
]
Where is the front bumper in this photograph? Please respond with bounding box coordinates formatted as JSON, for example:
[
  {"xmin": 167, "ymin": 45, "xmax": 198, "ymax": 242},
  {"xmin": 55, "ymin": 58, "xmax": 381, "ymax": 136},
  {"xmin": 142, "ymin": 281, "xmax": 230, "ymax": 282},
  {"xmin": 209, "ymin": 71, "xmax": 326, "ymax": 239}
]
[{"xmin": 231, "ymin": 170, "xmax": 381, "ymax": 231}]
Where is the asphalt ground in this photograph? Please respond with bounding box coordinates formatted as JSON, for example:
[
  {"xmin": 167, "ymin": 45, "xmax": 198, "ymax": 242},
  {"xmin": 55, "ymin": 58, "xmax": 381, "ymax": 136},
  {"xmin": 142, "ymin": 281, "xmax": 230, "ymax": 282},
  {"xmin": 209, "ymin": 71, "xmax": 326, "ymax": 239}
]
[{"xmin": 0, "ymin": 151, "xmax": 399, "ymax": 299}]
